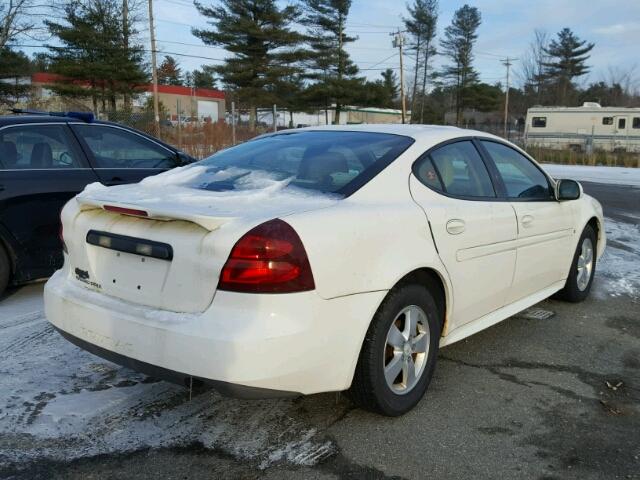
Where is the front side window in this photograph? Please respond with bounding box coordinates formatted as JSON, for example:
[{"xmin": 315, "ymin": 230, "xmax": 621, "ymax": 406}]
[
  {"xmin": 196, "ymin": 131, "xmax": 414, "ymax": 195},
  {"xmin": 426, "ymin": 141, "xmax": 495, "ymax": 198},
  {"xmin": 74, "ymin": 125, "xmax": 178, "ymax": 169},
  {"xmin": 0, "ymin": 125, "xmax": 83, "ymax": 170},
  {"xmin": 603, "ymin": 117, "xmax": 613, "ymax": 125},
  {"xmin": 481, "ymin": 141, "xmax": 552, "ymax": 200},
  {"xmin": 532, "ymin": 117, "xmax": 547, "ymax": 128}
]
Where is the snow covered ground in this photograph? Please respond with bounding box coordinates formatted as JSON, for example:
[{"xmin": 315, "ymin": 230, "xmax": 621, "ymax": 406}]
[
  {"xmin": 1, "ymin": 206, "xmax": 638, "ymax": 472},
  {"xmin": 543, "ymin": 164, "xmax": 640, "ymax": 187},
  {"xmin": 0, "ymin": 288, "xmax": 340, "ymax": 471}
]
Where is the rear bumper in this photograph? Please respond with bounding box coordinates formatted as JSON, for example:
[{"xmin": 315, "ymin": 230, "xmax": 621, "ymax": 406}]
[
  {"xmin": 44, "ymin": 270, "xmax": 386, "ymax": 396},
  {"xmin": 54, "ymin": 326, "xmax": 297, "ymax": 398}
]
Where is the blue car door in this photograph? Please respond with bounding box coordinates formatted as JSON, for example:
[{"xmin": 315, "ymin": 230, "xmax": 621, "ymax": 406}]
[{"xmin": 0, "ymin": 123, "xmax": 99, "ymax": 281}]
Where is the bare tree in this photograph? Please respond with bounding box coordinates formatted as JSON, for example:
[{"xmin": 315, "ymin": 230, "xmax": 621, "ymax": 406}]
[
  {"xmin": 0, "ymin": 0, "xmax": 54, "ymax": 49},
  {"xmin": 606, "ymin": 65, "xmax": 639, "ymax": 97},
  {"xmin": 517, "ymin": 29, "xmax": 549, "ymax": 104}
]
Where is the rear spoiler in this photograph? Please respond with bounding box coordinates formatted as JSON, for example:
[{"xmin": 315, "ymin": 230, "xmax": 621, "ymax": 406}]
[{"xmin": 76, "ymin": 197, "xmax": 232, "ymax": 231}]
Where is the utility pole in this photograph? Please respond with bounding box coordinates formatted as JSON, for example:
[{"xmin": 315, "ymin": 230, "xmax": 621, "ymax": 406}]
[
  {"xmin": 501, "ymin": 57, "xmax": 516, "ymax": 139},
  {"xmin": 391, "ymin": 30, "xmax": 407, "ymax": 124},
  {"xmin": 148, "ymin": 0, "xmax": 160, "ymax": 135}
]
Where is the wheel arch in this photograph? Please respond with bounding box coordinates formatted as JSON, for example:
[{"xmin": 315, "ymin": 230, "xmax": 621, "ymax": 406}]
[
  {"xmin": 586, "ymin": 216, "xmax": 601, "ymax": 243},
  {"xmin": 392, "ymin": 267, "xmax": 451, "ymax": 337},
  {"xmin": 584, "ymin": 216, "xmax": 604, "ymax": 260}
]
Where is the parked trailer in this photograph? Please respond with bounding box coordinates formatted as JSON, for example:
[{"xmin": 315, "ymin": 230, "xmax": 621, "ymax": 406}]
[{"xmin": 524, "ymin": 103, "xmax": 640, "ymax": 153}]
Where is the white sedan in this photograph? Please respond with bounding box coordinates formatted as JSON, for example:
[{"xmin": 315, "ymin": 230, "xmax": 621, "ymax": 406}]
[{"xmin": 45, "ymin": 125, "xmax": 605, "ymax": 416}]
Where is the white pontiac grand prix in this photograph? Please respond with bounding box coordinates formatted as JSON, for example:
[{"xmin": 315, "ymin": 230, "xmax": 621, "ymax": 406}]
[{"xmin": 45, "ymin": 124, "xmax": 605, "ymax": 416}]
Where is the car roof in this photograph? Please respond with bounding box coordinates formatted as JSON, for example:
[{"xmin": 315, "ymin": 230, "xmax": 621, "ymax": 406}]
[
  {"xmin": 288, "ymin": 123, "xmax": 502, "ymax": 143},
  {"xmin": 0, "ymin": 115, "xmax": 111, "ymax": 126},
  {"xmin": 0, "ymin": 115, "xmax": 180, "ymax": 152}
]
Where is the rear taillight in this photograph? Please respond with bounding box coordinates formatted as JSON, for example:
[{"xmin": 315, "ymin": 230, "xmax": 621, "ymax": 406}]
[{"xmin": 218, "ymin": 219, "xmax": 315, "ymax": 293}]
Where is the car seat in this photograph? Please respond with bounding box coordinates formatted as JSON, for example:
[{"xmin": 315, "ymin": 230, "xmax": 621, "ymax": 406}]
[{"xmin": 31, "ymin": 142, "xmax": 53, "ymax": 168}]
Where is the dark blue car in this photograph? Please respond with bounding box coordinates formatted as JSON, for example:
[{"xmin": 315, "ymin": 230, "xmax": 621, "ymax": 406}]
[{"xmin": 0, "ymin": 112, "xmax": 194, "ymax": 295}]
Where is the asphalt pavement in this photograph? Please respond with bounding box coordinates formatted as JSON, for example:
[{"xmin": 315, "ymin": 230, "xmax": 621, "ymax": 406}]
[{"xmin": 1, "ymin": 181, "xmax": 638, "ymax": 480}]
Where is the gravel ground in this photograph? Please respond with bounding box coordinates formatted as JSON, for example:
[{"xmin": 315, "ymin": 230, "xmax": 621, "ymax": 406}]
[{"xmin": 0, "ymin": 181, "xmax": 638, "ymax": 480}]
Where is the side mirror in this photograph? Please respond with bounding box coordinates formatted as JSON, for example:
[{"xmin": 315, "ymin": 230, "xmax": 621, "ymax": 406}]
[{"xmin": 556, "ymin": 179, "xmax": 582, "ymax": 201}]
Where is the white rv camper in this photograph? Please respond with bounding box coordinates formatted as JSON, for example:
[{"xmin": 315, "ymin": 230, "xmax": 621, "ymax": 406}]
[{"xmin": 524, "ymin": 103, "xmax": 640, "ymax": 153}]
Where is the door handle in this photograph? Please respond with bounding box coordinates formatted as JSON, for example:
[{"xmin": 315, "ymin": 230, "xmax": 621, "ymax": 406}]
[
  {"xmin": 521, "ymin": 215, "xmax": 534, "ymax": 227},
  {"xmin": 446, "ymin": 219, "xmax": 466, "ymax": 235}
]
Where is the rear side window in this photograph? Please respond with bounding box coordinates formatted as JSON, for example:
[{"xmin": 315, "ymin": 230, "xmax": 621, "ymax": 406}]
[
  {"xmin": 532, "ymin": 117, "xmax": 547, "ymax": 128},
  {"xmin": 481, "ymin": 141, "xmax": 553, "ymax": 200},
  {"xmin": 74, "ymin": 125, "xmax": 178, "ymax": 169},
  {"xmin": 425, "ymin": 141, "xmax": 495, "ymax": 198},
  {"xmin": 198, "ymin": 131, "xmax": 414, "ymax": 195},
  {"xmin": 414, "ymin": 157, "xmax": 443, "ymax": 191},
  {"xmin": 0, "ymin": 124, "xmax": 84, "ymax": 170}
]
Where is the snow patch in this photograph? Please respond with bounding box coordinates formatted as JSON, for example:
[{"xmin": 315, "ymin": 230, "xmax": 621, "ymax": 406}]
[
  {"xmin": 78, "ymin": 166, "xmax": 340, "ymax": 220},
  {"xmin": 542, "ymin": 164, "xmax": 640, "ymax": 187},
  {"xmin": 594, "ymin": 218, "xmax": 640, "ymax": 299},
  {"xmin": 0, "ymin": 285, "xmax": 342, "ymax": 470}
]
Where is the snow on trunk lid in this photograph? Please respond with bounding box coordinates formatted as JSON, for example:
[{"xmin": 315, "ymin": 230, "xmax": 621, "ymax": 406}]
[{"xmin": 68, "ymin": 165, "xmax": 339, "ymax": 313}]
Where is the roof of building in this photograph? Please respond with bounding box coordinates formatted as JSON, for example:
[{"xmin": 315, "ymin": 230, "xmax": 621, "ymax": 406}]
[{"xmin": 31, "ymin": 73, "xmax": 225, "ymax": 100}]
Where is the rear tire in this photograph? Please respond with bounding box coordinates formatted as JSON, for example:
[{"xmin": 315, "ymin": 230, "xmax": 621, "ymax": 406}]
[
  {"xmin": 556, "ymin": 225, "xmax": 597, "ymax": 303},
  {"xmin": 0, "ymin": 243, "xmax": 9, "ymax": 297},
  {"xmin": 349, "ymin": 284, "xmax": 441, "ymax": 416}
]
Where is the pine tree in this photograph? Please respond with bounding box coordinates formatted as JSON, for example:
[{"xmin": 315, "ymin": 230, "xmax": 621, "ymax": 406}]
[
  {"xmin": 191, "ymin": 67, "xmax": 216, "ymax": 89},
  {"xmin": 45, "ymin": 0, "xmax": 147, "ymax": 113},
  {"xmin": 193, "ymin": 0, "xmax": 305, "ymax": 129},
  {"xmin": 302, "ymin": 0, "xmax": 362, "ymax": 124},
  {"xmin": 380, "ymin": 68, "xmax": 399, "ymax": 107},
  {"xmin": 404, "ymin": 0, "xmax": 437, "ymax": 123},
  {"xmin": 0, "ymin": 48, "xmax": 32, "ymax": 107},
  {"xmin": 440, "ymin": 4, "xmax": 481, "ymax": 125},
  {"xmin": 158, "ymin": 55, "xmax": 183, "ymax": 86},
  {"xmin": 543, "ymin": 28, "xmax": 594, "ymax": 105}
]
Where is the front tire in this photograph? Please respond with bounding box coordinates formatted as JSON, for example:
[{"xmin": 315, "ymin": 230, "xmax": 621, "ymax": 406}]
[
  {"xmin": 0, "ymin": 243, "xmax": 9, "ymax": 297},
  {"xmin": 349, "ymin": 284, "xmax": 441, "ymax": 416},
  {"xmin": 556, "ymin": 225, "xmax": 597, "ymax": 302}
]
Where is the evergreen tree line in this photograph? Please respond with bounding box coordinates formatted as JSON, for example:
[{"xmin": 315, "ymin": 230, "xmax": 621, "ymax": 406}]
[{"xmin": 1, "ymin": 0, "xmax": 639, "ymax": 127}]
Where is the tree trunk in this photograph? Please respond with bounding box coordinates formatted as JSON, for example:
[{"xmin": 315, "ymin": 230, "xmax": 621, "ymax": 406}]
[
  {"xmin": 334, "ymin": 103, "xmax": 341, "ymax": 124},
  {"xmin": 249, "ymin": 105, "xmax": 256, "ymax": 131},
  {"xmin": 419, "ymin": 40, "xmax": 431, "ymax": 124}
]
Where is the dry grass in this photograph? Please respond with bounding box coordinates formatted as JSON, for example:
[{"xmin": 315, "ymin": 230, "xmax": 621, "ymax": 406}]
[
  {"xmin": 133, "ymin": 122, "xmax": 264, "ymax": 159},
  {"xmin": 526, "ymin": 147, "xmax": 640, "ymax": 168},
  {"xmin": 132, "ymin": 119, "xmax": 640, "ymax": 167}
]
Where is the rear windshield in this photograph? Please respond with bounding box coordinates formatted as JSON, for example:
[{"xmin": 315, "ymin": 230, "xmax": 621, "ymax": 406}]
[{"xmin": 197, "ymin": 131, "xmax": 414, "ymax": 195}]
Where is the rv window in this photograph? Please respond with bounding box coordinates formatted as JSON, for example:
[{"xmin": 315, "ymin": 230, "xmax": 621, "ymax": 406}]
[
  {"xmin": 532, "ymin": 117, "xmax": 546, "ymax": 128},
  {"xmin": 618, "ymin": 118, "xmax": 626, "ymax": 129},
  {"xmin": 633, "ymin": 118, "xmax": 640, "ymax": 129},
  {"xmin": 602, "ymin": 117, "xmax": 613, "ymax": 125}
]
